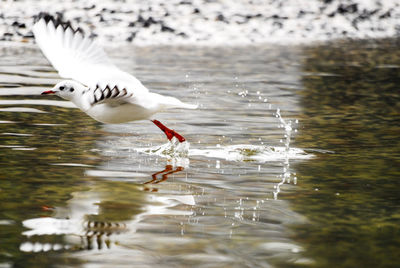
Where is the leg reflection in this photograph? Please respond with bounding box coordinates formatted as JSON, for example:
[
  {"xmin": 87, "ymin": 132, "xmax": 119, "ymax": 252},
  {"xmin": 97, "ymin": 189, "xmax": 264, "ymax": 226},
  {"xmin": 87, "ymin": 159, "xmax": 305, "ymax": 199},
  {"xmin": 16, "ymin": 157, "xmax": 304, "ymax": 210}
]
[{"xmin": 143, "ymin": 165, "xmax": 184, "ymax": 191}]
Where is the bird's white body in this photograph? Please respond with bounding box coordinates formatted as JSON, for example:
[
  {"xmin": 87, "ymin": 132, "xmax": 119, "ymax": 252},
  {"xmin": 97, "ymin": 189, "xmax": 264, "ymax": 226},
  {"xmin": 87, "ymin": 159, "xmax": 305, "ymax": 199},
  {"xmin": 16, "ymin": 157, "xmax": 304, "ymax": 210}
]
[
  {"xmin": 82, "ymin": 91, "xmax": 193, "ymax": 124},
  {"xmin": 87, "ymin": 102, "xmax": 155, "ymax": 124},
  {"xmin": 33, "ymin": 14, "xmax": 197, "ymax": 125}
]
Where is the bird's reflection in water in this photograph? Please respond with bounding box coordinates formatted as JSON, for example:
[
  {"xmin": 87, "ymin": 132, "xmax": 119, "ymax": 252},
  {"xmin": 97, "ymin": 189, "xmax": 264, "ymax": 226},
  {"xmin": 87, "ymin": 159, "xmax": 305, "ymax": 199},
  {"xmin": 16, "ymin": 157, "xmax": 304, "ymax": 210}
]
[
  {"xmin": 143, "ymin": 164, "xmax": 185, "ymax": 192},
  {"xmin": 20, "ymin": 162, "xmax": 193, "ymax": 252},
  {"xmin": 81, "ymin": 163, "xmax": 185, "ymax": 250},
  {"xmin": 81, "ymin": 221, "xmax": 128, "ymax": 250}
]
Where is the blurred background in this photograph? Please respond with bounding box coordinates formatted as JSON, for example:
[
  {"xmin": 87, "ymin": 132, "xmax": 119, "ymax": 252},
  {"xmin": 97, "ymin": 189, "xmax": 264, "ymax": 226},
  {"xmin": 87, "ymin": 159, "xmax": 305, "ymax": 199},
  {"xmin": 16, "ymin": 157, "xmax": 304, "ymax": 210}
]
[{"xmin": 0, "ymin": 0, "xmax": 399, "ymax": 45}]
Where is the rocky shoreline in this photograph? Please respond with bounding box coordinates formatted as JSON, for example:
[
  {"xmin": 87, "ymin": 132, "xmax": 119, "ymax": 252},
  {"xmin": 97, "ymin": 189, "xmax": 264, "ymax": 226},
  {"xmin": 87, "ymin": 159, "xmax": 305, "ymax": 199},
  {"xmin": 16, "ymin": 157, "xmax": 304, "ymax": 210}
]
[{"xmin": 0, "ymin": 0, "xmax": 399, "ymax": 46}]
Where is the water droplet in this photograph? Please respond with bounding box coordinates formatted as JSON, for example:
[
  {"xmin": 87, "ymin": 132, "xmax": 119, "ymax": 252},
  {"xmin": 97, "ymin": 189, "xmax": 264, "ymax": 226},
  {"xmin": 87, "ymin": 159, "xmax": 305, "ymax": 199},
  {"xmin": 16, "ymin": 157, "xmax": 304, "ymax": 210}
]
[{"xmin": 292, "ymin": 247, "xmax": 300, "ymax": 253}]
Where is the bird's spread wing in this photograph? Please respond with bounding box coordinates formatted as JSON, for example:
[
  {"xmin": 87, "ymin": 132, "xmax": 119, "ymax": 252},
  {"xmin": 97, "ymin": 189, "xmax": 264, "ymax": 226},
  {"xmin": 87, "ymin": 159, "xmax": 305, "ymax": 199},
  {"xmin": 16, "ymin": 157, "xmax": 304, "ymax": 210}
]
[
  {"xmin": 32, "ymin": 13, "xmax": 148, "ymax": 94},
  {"xmin": 86, "ymin": 83, "xmax": 134, "ymax": 106}
]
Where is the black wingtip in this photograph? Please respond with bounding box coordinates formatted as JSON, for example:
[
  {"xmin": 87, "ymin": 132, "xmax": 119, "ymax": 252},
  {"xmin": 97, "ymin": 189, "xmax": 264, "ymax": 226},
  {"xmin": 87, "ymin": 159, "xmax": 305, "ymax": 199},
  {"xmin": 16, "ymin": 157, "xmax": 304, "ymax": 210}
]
[
  {"xmin": 34, "ymin": 12, "xmax": 84, "ymax": 34},
  {"xmin": 33, "ymin": 12, "xmax": 53, "ymax": 24}
]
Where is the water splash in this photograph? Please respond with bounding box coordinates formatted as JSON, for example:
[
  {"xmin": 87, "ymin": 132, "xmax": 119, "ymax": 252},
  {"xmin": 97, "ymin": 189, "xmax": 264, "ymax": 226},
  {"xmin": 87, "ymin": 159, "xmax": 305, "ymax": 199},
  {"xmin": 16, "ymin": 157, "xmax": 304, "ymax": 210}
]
[
  {"xmin": 273, "ymin": 108, "xmax": 298, "ymax": 200},
  {"xmin": 134, "ymin": 138, "xmax": 191, "ymax": 167},
  {"xmin": 275, "ymin": 108, "xmax": 292, "ymax": 164},
  {"xmin": 133, "ymin": 87, "xmax": 310, "ymax": 167}
]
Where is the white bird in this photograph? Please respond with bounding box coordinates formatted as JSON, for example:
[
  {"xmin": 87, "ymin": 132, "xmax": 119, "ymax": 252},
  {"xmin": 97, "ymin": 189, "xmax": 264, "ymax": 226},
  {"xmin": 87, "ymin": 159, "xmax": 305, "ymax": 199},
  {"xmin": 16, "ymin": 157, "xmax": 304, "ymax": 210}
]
[{"xmin": 33, "ymin": 13, "xmax": 196, "ymax": 142}]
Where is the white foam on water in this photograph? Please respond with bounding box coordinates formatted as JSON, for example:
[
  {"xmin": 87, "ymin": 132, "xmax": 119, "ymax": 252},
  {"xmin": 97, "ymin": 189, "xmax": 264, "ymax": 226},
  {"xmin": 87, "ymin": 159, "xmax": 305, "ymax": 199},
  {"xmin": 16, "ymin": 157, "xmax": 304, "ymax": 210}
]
[
  {"xmin": 134, "ymin": 142, "xmax": 312, "ymax": 163},
  {"xmin": 135, "ymin": 138, "xmax": 191, "ymax": 159},
  {"xmin": 190, "ymin": 144, "xmax": 312, "ymax": 162}
]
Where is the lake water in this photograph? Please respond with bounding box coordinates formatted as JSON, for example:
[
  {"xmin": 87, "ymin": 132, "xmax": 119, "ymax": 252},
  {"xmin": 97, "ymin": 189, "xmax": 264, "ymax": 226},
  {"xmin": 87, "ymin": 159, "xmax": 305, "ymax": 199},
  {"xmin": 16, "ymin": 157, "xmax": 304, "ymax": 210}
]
[{"xmin": 0, "ymin": 40, "xmax": 399, "ymax": 267}]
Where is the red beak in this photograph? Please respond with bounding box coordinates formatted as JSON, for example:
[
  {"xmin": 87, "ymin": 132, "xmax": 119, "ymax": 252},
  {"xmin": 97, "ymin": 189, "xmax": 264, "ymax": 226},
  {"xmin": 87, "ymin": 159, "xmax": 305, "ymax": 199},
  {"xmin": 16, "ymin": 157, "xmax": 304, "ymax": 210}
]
[{"xmin": 41, "ymin": 90, "xmax": 56, "ymax": 95}]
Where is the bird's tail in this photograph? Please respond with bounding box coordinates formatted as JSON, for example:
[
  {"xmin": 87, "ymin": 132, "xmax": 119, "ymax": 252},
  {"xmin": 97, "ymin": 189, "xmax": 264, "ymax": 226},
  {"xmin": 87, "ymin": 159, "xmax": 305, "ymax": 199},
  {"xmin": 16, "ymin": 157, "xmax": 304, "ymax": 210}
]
[{"xmin": 155, "ymin": 94, "xmax": 198, "ymax": 110}]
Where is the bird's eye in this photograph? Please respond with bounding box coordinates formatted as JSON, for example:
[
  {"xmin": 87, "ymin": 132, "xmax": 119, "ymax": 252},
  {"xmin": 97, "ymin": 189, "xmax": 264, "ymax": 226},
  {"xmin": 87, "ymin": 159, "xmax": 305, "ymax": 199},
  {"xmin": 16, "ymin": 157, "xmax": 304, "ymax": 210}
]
[
  {"xmin": 70, "ymin": 88, "xmax": 74, "ymax": 92},
  {"xmin": 59, "ymin": 86, "xmax": 64, "ymax": 90}
]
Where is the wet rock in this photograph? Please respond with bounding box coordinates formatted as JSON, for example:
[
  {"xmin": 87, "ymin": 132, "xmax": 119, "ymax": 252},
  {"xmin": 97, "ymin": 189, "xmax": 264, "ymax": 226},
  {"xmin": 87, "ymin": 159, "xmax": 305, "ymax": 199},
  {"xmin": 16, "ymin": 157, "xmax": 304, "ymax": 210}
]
[
  {"xmin": 177, "ymin": 32, "xmax": 187, "ymax": 38},
  {"xmin": 273, "ymin": 21, "xmax": 283, "ymax": 28},
  {"xmin": 12, "ymin": 21, "xmax": 26, "ymax": 28},
  {"xmin": 126, "ymin": 32, "xmax": 136, "ymax": 42},
  {"xmin": 379, "ymin": 10, "xmax": 391, "ymax": 19},
  {"xmin": 142, "ymin": 17, "xmax": 158, "ymax": 27},
  {"xmin": 84, "ymin": 4, "xmax": 96, "ymax": 10},
  {"xmin": 328, "ymin": 12, "xmax": 336, "ymax": 17},
  {"xmin": 137, "ymin": 15, "xmax": 145, "ymax": 24},
  {"xmin": 216, "ymin": 14, "xmax": 225, "ymax": 22},
  {"xmin": 271, "ymin": 14, "xmax": 288, "ymax": 20},
  {"xmin": 246, "ymin": 14, "xmax": 262, "ymax": 20},
  {"xmin": 337, "ymin": 4, "xmax": 358, "ymax": 14},
  {"xmin": 161, "ymin": 24, "xmax": 174, "ymax": 33},
  {"xmin": 23, "ymin": 32, "xmax": 34, "ymax": 38},
  {"xmin": 298, "ymin": 10, "xmax": 306, "ymax": 18},
  {"xmin": 3, "ymin": 32, "xmax": 13, "ymax": 41}
]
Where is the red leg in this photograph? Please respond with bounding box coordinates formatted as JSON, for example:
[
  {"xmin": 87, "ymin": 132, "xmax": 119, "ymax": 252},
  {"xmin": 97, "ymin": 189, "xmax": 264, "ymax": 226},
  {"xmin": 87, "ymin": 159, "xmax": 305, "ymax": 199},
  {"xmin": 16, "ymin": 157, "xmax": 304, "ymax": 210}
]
[{"xmin": 151, "ymin": 120, "xmax": 186, "ymax": 142}]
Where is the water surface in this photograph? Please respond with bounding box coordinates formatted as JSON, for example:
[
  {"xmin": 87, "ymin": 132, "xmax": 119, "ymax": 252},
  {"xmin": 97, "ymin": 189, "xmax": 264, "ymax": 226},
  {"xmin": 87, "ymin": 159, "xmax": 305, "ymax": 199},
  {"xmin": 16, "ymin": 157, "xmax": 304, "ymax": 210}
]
[{"xmin": 0, "ymin": 40, "xmax": 399, "ymax": 267}]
